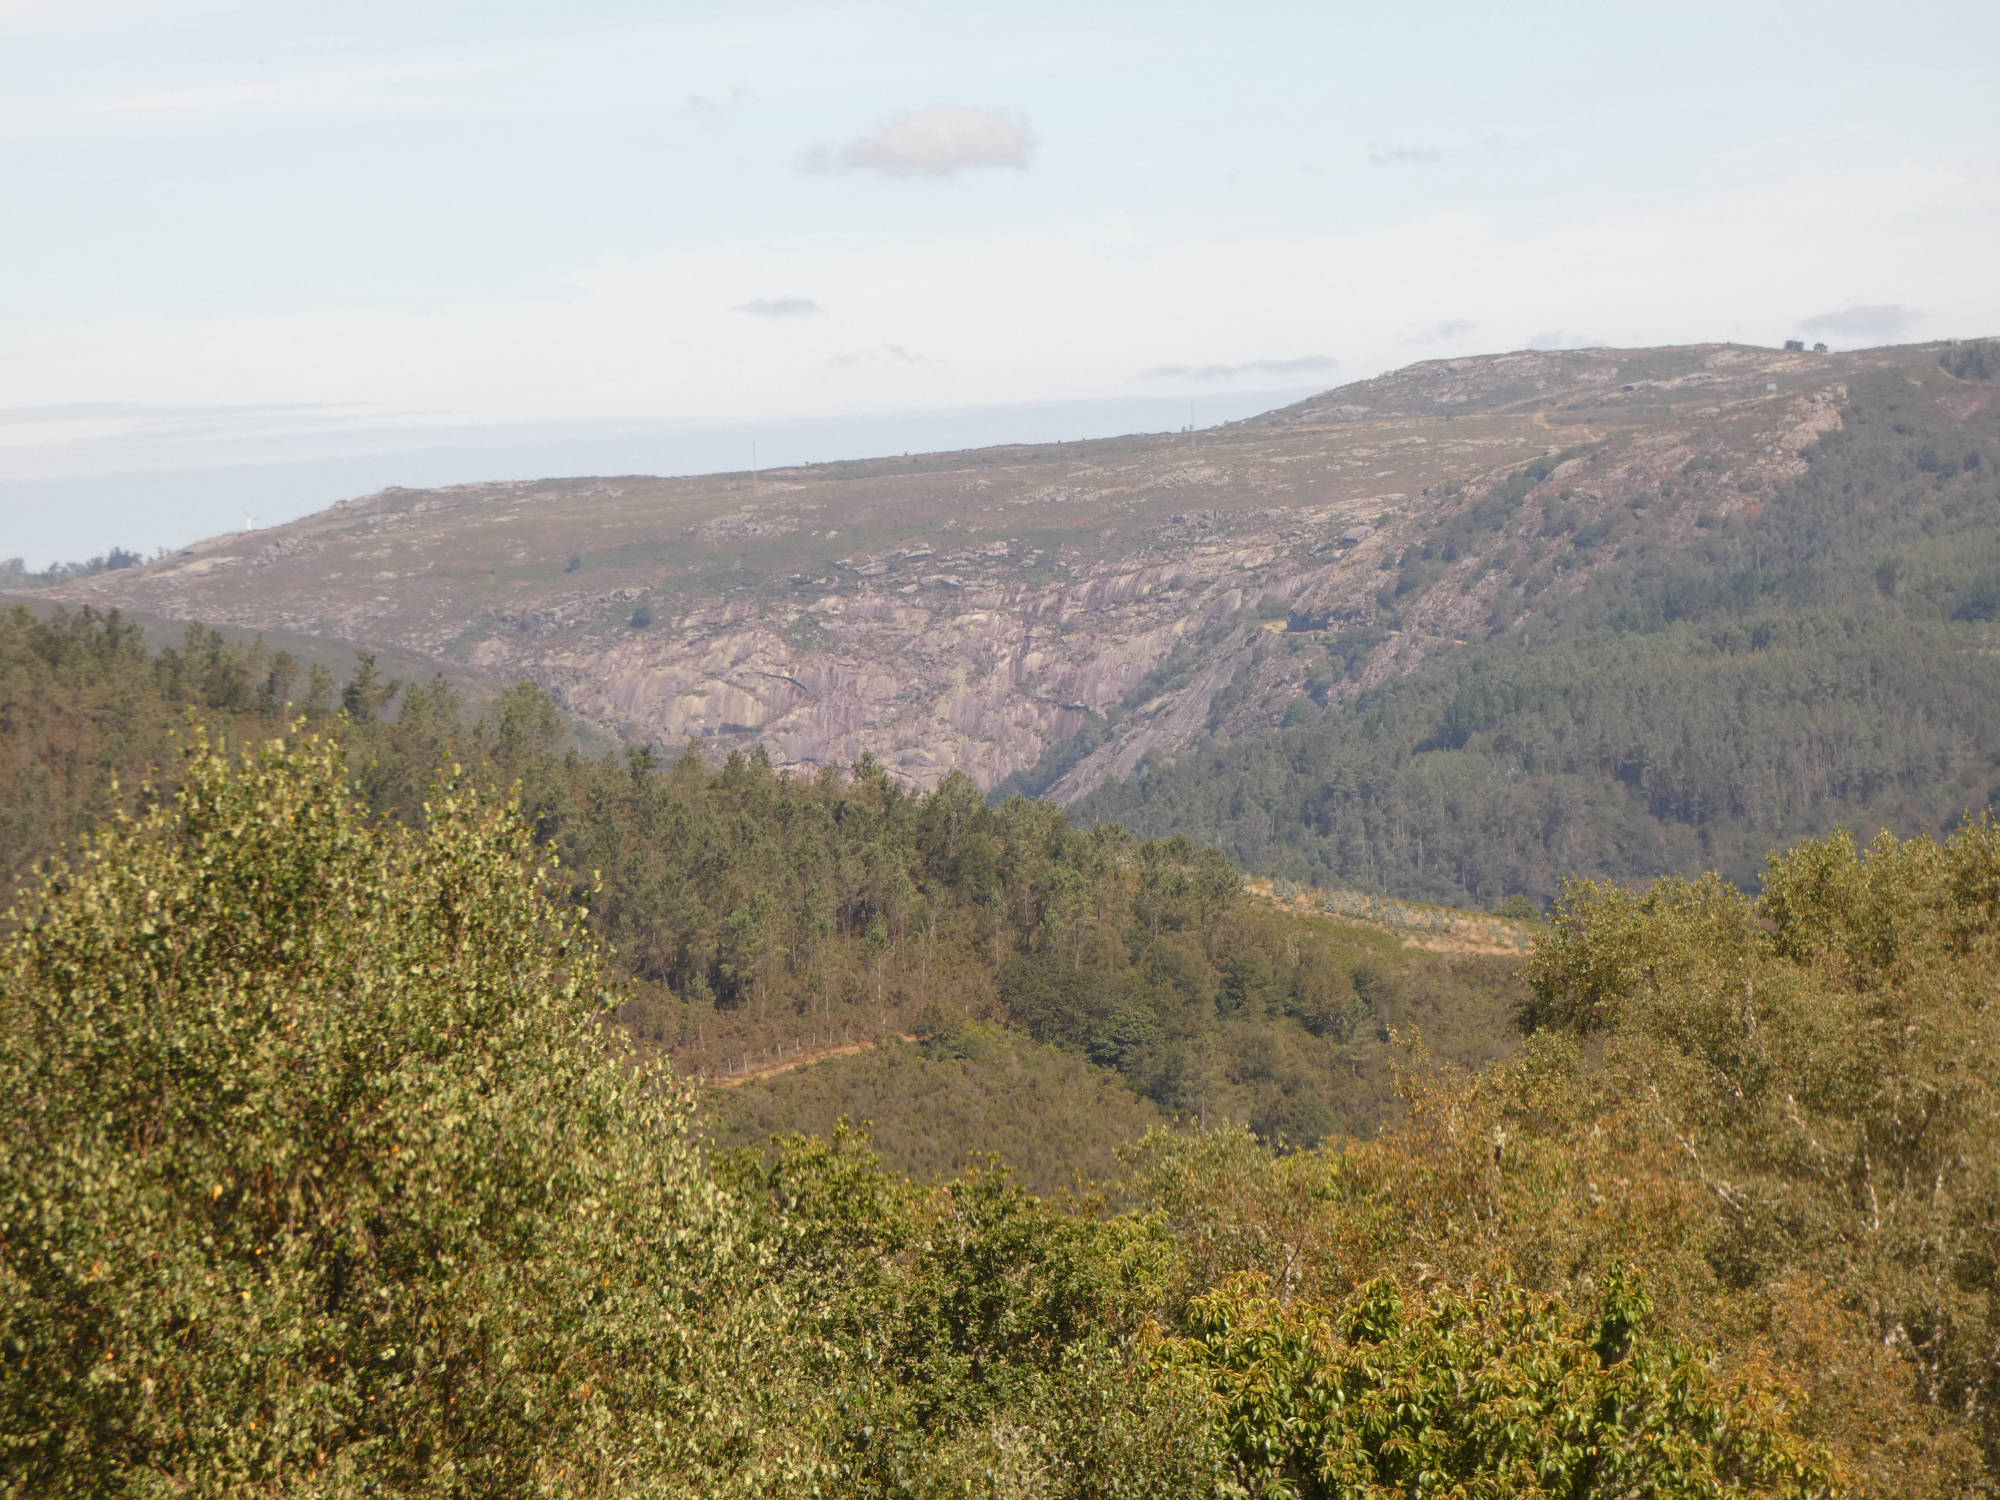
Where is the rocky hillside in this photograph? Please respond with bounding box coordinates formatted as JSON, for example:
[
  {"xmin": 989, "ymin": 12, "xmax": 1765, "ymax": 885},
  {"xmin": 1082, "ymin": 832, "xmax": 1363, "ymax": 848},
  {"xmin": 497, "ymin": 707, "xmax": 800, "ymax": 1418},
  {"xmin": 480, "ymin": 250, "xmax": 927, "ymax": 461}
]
[
  {"xmin": 1076, "ymin": 341, "xmax": 2000, "ymax": 905},
  {"xmin": 35, "ymin": 342, "xmax": 1944, "ymax": 797}
]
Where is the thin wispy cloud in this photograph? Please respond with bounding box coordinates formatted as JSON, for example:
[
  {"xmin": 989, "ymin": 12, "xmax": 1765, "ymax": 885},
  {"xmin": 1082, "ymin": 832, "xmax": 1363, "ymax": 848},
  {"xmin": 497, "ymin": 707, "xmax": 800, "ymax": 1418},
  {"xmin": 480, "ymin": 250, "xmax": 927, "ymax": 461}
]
[
  {"xmin": 823, "ymin": 344, "xmax": 925, "ymax": 371},
  {"xmin": 0, "ymin": 400, "xmax": 387, "ymax": 442},
  {"xmin": 802, "ymin": 105, "xmax": 1034, "ymax": 179},
  {"xmin": 1797, "ymin": 303, "xmax": 1915, "ymax": 341},
  {"xmin": 733, "ymin": 296, "xmax": 825, "ymax": 318},
  {"xmin": 0, "ymin": 399, "xmax": 433, "ymax": 482},
  {"xmin": 1368, "ymin": 141, "xmax": 1444, "ymax": 167},
  {"xmin": 80, "ymin": 58, "xmax": 499, "ymax": 122},
  {"xmin": 1135, "ymin": 355, "xmax": 1338, "ymax": 383},
  {"xmin": 0, "ymin": 0, "xmax": 214, "ymax": 34}
]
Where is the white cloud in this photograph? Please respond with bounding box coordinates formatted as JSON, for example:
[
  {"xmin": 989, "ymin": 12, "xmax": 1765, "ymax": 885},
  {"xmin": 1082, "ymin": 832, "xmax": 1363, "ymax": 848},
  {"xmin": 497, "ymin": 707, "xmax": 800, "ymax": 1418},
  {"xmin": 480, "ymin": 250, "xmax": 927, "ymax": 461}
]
[
  {"xmin": 0, "ymin": 399, "xmax": 423, "ymax": 480},
  {"xmin": 803, "ymin": 105, "xmax": 1035, "ymax": 178},
  {"xmin": 4, "ymin": 133, "xmax": 1996, "ymax": 435},
  {"xmin": 734, "ymin": 296, "xmax": 826, "ymax": 318},
  {"xmin": 1367, "ymin": 141, "xmax": 1444, "ymax": 167},
  {"xmin": 5, "ymin": 54, "xmax": 507, "ymax": 134}
]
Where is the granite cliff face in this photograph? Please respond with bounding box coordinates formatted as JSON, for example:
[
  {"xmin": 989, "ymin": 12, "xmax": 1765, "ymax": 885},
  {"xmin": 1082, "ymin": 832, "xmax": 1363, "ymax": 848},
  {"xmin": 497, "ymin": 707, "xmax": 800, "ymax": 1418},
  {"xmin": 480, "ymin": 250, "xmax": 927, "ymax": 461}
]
[{"xmin": 41, "ymin": 342, "xmax": 1926, "ymax": 797}]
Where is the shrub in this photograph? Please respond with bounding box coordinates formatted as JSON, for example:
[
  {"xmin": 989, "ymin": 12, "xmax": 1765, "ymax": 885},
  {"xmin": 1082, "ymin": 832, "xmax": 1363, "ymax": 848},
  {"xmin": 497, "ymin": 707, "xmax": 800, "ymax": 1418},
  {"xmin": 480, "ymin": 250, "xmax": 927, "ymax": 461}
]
[
  {"xmin": 1162, "ymin": 1269, "xmax": 1836, "ymax": 1499},
  {"xmin": 1942, "ymin": 339, "xmax": 1999, "ymax": 381}
]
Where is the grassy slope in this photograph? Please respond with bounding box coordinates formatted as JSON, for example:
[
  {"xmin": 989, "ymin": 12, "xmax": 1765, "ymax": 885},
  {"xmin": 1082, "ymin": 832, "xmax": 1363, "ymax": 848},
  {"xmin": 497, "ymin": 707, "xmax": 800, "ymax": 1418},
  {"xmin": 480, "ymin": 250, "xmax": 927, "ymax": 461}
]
[
  {"xmin": 694, "ymin": 927, "xmax": 1526, "ymax": 1191},
  {"xmin": 708, "ymin": 1029, "xmax": 1166, "ymax": 1194}
]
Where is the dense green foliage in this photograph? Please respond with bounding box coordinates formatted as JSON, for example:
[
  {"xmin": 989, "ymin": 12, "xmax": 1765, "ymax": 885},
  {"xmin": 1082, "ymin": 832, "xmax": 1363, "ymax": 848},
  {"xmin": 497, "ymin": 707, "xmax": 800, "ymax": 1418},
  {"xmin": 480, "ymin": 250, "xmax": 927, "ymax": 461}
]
[
  {"xmin": 1164, "ymin": 1271, "xmax": 1834, "ymax": 1499},
  {"xmin": 21, "ymin": 594, "xmax": 1998, "ymax": 1487},
  {"xmin": 1523, "ymin": 819, "xmax": 2000, "ymax": 1474},
  {"xmin": 0, "ymin": 735, "xmax": 795, "ymax": 1495},
  {"xmin": 0, "ymin": 610, "xmax": 316, "ymax": 895},
  {"xmin": 1076, "ymin": 366, "xmax": 2000, "ymax": 904},
  {"xmin": 0, "ymin": 735, "xmax": 1841, "ymax": 1496},
  {"xmin": 1942, "ymin": 339, "xmax": 1999, "ymax": 382}
]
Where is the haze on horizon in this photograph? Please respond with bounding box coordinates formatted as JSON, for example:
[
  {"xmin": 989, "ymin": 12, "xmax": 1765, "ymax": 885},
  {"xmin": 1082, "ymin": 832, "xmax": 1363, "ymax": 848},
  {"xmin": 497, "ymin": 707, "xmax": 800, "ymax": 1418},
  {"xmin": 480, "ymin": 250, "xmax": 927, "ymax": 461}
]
[{"xmin": 4, "ymin": 0, "xmax": 1998, "ymax": 567}]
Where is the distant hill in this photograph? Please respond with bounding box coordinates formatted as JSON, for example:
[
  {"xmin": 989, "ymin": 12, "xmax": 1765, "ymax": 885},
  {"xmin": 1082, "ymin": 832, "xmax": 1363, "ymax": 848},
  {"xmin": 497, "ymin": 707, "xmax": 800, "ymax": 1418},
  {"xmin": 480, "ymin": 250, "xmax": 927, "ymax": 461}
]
[{"xmin": 34, "ymin": 341, "xmax": 1947, "ymax": 808}]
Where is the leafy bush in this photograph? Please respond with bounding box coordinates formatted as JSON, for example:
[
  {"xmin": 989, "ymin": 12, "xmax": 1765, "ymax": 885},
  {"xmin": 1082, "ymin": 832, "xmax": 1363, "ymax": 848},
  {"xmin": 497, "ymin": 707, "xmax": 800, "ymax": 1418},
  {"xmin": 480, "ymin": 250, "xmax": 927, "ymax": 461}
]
[
  {"xmin": 0, "ymin": 732, "xmax": 799, "ymax": 1496},
  {"xmin": 1163, "ymin": 1270, "xmax": 1835, "ymax": 1499}
]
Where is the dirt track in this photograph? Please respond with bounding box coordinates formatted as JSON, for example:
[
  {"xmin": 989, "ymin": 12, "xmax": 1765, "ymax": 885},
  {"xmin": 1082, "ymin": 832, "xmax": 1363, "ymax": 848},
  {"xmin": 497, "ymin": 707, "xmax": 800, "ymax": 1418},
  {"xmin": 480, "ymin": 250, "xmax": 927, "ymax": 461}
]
[{"xmin": 708, "ymin": 1033, "xmax": 919, "ymax": 1089}]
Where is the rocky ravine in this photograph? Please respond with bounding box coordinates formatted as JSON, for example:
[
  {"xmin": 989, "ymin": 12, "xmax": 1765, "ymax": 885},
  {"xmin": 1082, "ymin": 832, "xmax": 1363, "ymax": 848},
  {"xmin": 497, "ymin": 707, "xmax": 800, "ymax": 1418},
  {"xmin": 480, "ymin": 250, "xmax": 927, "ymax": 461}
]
[{"xmin": 39, "ymin": 343, "xmax": 1923, "ymax": 798}]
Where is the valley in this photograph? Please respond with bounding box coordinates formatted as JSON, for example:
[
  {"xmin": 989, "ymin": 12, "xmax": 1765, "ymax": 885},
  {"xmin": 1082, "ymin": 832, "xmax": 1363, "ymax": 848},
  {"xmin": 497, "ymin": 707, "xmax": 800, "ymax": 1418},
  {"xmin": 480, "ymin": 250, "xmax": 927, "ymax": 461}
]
[{"xmin": 9, "ymin": 340, "xmax": 2000, "ymax": 1493}]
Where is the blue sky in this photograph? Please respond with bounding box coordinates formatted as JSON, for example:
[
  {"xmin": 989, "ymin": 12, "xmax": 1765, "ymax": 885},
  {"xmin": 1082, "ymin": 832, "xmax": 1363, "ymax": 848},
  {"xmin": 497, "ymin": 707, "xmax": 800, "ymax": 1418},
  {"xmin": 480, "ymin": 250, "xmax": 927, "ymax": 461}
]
[{"xmin": 4, "ymin": 0, "xmax": 1999, "ymax": 565}]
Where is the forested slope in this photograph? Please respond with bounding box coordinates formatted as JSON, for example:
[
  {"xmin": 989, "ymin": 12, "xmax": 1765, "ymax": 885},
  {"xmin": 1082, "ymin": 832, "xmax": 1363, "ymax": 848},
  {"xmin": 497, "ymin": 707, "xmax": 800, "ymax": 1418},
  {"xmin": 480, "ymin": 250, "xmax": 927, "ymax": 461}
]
[
  {"xmin": 1075, "ymin": 346, "xmax": 2000, "ymax": 904},
  {"xmin": 0, "ymin": 605, "xmax": 1522, "ymax": 1185}
]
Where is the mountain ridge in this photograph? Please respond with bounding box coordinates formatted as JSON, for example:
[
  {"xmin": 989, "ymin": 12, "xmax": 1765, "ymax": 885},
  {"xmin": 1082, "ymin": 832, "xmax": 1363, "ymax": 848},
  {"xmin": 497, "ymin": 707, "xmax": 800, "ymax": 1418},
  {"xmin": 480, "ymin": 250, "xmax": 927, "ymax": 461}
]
[{"xmin": 32, "ymin": 340, "xmax": 1948, "ymax": 806}]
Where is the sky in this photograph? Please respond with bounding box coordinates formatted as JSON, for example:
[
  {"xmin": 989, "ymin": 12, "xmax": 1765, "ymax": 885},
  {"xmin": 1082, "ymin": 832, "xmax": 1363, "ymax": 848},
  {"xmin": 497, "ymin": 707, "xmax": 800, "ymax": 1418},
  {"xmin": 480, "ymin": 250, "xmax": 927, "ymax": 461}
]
[{"xmin": 4, "ymin": 0, "xmax": 1999, "ymax": 567}]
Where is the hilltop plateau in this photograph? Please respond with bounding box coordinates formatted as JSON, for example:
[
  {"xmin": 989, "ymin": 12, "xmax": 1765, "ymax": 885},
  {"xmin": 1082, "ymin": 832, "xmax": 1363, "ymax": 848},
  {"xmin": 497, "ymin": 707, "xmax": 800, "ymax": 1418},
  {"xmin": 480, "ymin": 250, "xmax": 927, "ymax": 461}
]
[{"xmin": 31, "ymin": 341, "xmax": 1929, "ymax": 801}]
